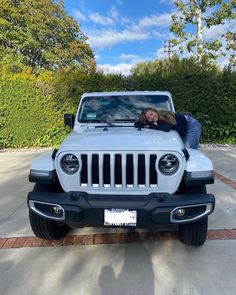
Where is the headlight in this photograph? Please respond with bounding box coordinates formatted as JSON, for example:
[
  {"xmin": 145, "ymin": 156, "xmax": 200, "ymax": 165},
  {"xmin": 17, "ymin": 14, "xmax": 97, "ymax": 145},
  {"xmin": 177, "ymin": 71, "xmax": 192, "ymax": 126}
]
[
  {"xmin": 159, "ymin": 154, "xmax": 179, "ymax": 175},
  {"xmin": 61, "ymin": 154, "xmax": 79, "ymax": 174}
]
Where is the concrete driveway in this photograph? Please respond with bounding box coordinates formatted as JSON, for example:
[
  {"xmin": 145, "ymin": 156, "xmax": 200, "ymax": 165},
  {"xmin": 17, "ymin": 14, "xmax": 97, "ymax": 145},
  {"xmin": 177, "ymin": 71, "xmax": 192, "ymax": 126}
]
[{"xmin": 0, "ymin": 147, "xmax": 235, "ymax": 295}]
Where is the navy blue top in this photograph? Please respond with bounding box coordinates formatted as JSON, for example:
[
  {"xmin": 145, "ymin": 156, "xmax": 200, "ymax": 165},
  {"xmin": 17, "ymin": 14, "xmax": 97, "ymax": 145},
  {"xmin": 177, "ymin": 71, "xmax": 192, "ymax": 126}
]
[{"xmin": 172, "ymin": 113, "xmax": 188, "ymax": 138}]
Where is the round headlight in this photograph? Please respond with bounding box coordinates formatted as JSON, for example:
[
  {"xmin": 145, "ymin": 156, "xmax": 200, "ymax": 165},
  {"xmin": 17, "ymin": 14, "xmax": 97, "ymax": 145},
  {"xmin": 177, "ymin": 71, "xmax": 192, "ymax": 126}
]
[
  {"xmin": 61, "ymin": 154, "xmax": 79, "ymax": 174},
  {"xmin": 159, "ymin": 154, "xmax": 179, "ymax": 175}
]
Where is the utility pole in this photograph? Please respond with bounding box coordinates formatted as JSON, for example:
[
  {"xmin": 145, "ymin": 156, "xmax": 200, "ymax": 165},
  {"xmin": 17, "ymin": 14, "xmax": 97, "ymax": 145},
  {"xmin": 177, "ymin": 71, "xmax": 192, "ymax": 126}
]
[
  {"xmin": 164, "ymin": 40, "xmax": 174, "ymax": 73},
  {"xmin": 164, "ymin": 40, "xmax": 174, "ymax": 60}
]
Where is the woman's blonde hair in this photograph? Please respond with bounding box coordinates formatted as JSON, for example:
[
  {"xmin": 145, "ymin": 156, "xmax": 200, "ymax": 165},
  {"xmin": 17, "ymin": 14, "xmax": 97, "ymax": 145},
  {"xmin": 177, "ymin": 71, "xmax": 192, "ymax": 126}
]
[
  {"xmin": 159, "ymin": 110, "xmax": 177, "ymax": 125},
  {"xmin": 139, "ymin": 108, "xmax": 177, "ymax": 125}
]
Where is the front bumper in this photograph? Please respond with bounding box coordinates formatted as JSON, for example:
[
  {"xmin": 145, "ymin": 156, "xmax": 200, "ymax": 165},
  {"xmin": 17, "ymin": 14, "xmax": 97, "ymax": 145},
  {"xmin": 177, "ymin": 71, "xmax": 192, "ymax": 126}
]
[{"xmin": 27, "ymin": 191, "xmax": 215, "ymax": 228}]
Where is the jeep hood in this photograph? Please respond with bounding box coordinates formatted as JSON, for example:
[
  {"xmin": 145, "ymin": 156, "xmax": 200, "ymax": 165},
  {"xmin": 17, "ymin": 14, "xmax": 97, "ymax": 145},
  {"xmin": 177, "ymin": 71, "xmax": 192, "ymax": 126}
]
[{"xmin": 59, "ymin": 127, "xmax": 184, "ymax": 152}]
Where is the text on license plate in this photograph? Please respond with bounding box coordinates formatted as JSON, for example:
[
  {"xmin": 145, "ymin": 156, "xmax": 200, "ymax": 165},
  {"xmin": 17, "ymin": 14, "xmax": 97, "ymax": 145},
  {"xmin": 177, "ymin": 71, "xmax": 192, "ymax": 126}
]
[{"xmin": 104, "ymin": 209, "xmax": 137, "ymax": 226}]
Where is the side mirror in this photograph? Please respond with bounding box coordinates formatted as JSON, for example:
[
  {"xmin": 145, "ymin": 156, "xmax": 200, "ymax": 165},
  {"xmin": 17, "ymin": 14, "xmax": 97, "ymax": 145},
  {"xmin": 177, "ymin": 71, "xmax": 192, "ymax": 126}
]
[{"xmin": 64, "ymin": 113, "xmax": 75, "ymax": 129}]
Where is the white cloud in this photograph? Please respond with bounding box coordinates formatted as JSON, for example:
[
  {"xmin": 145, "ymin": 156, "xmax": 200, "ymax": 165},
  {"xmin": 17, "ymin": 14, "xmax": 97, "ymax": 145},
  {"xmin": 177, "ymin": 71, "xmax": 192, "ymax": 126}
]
[
  {"xmin": 88, "ymin": 29, "xmax": 150, "ymax": 49},
  {"xmin": 74, "ymin": 9, "xmax": 176, "ymax": 50},
  {"xmin": 88, "ymin": 11, "xmax": 114, "ymax": 25},
  {"xmin": 95, "ymin": 54, "xmax": 101, "ymax": 61},
  {"xmin": 119, "ymin": 54, "xmax": 140, "ymax": 61},
  {"xmin": 109, "ymin": 6, "xmax": 133, "ymax": 26},
  {"xmin": 204, "ymin": 25, "xmax": 225, "ymax": 40},
  {"xmin": 217, "ymin": 53, "xmax": 234, "ymax": 68},
  {"xmin": 118, "ymin": 54, "xmax": 148, "ymax": 65},
  {"xmin": 159, "ymin": 0, "xmax": 174, "ymax": 4},
  {"xmin": 73, "ymin": 8, "xmax": 185, "ymax": 65},
  {"xmin": 203, "ymin": 19, "xmax": 235, "ymax": 41},
  {"xmin": 97, "ymin": 63, "xmax": 133, "ymax": 76},
  {"xmin": 110, "ymin": 6, "xmax": 119, "ymax": 19},
  {"xmin": 152, "ymin": 31, "xmax": 166, "ymax": 39},
  {"xmin": 155, "ymin": 47, "xmax": 166, "ymax": 59},
  {"xmin": 137, "ymin": 13, "xmax": 173, "ymax": 29},
  {"xmin": 73, "ymin": 9, "xmax": 115, "ymax": 26},
  {"xmin": 98, "ymin": 54, "xmax": 151, "ymax": 75},
  {"xmin": 73, "ymin": 10, "xmax": 87, "ymax": 22}
]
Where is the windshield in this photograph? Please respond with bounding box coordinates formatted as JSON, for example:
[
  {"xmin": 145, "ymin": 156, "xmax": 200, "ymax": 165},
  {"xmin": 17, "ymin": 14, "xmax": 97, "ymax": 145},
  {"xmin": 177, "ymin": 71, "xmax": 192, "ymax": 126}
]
[{"xmin": 78, "ymin": 95, "xmax": 172, "ymax": 123}]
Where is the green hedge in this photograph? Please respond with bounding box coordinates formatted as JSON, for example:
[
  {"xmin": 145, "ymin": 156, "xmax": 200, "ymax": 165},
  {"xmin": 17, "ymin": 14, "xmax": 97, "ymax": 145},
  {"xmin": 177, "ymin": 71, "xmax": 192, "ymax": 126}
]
[
  {"xmin": 0, "ymin": 67, "xmax": 235, "ymax": 148},
  {"xmin": 0, "ymin": 72, "xmax": 73, "ymax": 148}
]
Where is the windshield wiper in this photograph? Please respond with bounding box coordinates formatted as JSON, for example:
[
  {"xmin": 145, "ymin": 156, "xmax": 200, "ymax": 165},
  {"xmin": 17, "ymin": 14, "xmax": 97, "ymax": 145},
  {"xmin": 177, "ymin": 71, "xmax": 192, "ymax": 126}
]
[
  {"xmin": 95, "ymin": 122, "xmax": 118, "ymax": 128},
  {"xmin": 80, "ymin": 119, "xmax": 136, "ymax": 123},
  {"xmin": 114, "ymin": 119, "xmax": 136, "ymax": 122},
  {"xmin": 79, "ymin": 119, "xmax": 134, "ymax": 128},
  {"xmin": 79, "ymin": 119, "xmax": 104, "ymax": 123},
  {"xmin": 79, "ymin": 119, "xmax": 116, "ymax": 125}
]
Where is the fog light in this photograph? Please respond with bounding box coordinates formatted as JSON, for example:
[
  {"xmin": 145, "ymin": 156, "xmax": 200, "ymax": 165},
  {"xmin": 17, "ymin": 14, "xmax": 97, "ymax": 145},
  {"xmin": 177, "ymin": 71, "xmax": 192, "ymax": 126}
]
[
  {"xmin": 52, "ymin": 206, "xmax": 63, "ymax": 215},
  {"xmin": 174, "ymin": 208, "xmax": 186, "ymax": 217}
]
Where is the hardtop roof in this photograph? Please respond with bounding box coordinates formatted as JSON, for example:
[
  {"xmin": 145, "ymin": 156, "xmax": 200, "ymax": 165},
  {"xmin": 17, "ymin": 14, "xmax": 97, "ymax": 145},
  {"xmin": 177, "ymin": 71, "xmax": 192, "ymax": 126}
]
[{"xmin": 81, "ymin": 90, "xmax": 172, "ymax": 99}]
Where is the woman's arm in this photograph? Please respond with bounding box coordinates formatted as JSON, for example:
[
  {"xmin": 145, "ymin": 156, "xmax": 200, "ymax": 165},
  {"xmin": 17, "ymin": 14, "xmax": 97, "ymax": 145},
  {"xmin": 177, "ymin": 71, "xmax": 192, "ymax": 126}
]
[
  {"xmin": 134, "ymin": 121, "xmax": 172, "ymax": 132},
  {"xmin": 134, "ymin": 121, "xmax": 145, "ymax": 128},
  {"xmin": 150, "ymin": 122, "xmax": 172, "ymax": 132}
]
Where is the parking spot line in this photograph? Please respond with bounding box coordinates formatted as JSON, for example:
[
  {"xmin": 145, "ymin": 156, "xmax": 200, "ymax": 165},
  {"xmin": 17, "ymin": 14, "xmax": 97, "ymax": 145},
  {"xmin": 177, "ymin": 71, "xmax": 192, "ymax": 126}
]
[
  {"xmin": 0, "ymin": 229, "xmax": 235, "ymax": 249},
  {"xmin": 213, "ymin": 171, "xmax": 236, "ymax": 190}
]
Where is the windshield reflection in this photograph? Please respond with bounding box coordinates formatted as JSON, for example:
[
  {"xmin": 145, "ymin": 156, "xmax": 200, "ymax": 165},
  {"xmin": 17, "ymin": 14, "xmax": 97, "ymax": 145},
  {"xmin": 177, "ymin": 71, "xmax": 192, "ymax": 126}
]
[{"xmin": 78, "ymin": 95, "xmax": 171, "ymax": 122}]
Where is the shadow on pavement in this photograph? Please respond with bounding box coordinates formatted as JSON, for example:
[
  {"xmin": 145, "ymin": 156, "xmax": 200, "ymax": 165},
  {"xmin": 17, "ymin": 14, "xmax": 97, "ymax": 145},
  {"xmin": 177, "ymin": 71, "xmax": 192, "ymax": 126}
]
[{"xmin": 99, "ymin": 243, "xmax": 154, "ymax": 295}]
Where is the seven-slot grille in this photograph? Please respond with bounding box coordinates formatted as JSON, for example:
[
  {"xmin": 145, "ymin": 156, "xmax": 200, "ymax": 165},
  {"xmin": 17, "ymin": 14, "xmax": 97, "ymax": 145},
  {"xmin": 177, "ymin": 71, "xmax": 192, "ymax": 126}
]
[{"xmin": 79, "ymin": 152, "xmax": 157, "ymax": 188}]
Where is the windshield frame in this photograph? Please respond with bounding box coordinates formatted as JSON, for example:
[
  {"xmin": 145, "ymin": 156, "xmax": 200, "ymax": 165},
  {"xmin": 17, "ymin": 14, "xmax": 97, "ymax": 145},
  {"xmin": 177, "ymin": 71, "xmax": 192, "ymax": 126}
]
[{"xmin": 77, "ymin": 94, "xmax": 173, "ymax": 124}]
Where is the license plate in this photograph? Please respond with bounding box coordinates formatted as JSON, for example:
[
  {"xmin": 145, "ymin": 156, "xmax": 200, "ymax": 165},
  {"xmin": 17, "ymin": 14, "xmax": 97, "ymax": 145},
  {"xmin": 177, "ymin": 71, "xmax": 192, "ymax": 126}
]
[{"xmin": 104, "ymin": 209, "xmax": 137, "ymax": 226}]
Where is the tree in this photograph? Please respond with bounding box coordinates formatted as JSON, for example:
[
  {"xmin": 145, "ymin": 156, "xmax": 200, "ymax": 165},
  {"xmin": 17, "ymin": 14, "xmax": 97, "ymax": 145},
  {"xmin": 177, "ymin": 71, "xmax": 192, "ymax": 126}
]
[
  {"xmin": 0, "ymin": 0, "xmax": 95, "ymax": 71},
  {"xmin": 171, "ymin": 0, "xmax": 236, "ymax": 63},
  {"xmin": 131, "ymin": 54, "xmax": 220, "ymax": 76}
]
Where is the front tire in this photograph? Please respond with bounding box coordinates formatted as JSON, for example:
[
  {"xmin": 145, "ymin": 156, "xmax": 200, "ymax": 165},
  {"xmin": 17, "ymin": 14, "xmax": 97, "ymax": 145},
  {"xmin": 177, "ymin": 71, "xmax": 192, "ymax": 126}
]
[
  {"xmin": 178, "ymin": 185, "xmax": 208, "ymax": 246},
  {"xmin": 179, "ymin": 217, "xmax": 208, "ymax": 246},
  {"xmin": 29, "ymin": 183, "xmax": 70, "ymax": 240}
]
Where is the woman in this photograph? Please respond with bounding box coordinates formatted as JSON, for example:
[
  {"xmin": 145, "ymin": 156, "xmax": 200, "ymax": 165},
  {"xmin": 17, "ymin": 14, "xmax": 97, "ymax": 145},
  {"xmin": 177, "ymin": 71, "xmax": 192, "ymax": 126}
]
[
  {"xmin": 134, "ymin": 108, "xmax": 172, "ymax": 132},
  {"xmin": 134, "ymin": 108, "xmax": 201, "ymax": 149}
]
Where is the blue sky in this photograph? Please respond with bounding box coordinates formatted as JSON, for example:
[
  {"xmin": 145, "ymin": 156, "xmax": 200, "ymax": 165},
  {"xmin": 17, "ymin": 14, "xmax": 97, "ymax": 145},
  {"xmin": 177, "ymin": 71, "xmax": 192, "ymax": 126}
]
[
  {"xmin": 64, "ymin": 0, "xmax": 234, "ymax": 75},
  {"xmin": 64, "ymin": 0, "xmax": 175, "ymax": 74}
]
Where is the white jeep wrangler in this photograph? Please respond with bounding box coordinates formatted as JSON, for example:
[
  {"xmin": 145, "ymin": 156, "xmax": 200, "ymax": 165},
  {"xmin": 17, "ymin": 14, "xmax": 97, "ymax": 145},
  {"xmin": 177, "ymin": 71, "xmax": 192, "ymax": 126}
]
[{"xmin": 28, "ymin": 91, "xmax": 215, "ymax": 246}]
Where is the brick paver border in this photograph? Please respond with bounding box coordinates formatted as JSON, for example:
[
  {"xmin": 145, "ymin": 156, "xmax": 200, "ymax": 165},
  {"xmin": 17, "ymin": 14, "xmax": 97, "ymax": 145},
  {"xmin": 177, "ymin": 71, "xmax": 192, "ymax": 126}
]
[
  {"xmin": 0, "ymin": 229, "xmax": 235, "ymax": 249},
  {"xmin": 213, "ymin": 171, "xmax": 236, "ymax": 190}
]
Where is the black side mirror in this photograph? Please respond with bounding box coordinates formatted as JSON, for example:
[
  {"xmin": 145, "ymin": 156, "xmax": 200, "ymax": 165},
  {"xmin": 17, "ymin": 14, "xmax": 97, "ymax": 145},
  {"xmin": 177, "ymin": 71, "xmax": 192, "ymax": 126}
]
[{"xmin": 64, "ymin": 114, "xmax": 75, "ymax": 129}]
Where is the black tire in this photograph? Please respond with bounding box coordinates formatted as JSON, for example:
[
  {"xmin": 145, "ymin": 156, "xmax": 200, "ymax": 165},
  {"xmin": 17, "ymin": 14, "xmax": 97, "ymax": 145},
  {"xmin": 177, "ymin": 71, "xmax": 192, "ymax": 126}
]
[
  {"xmin": 179, "ymin": 185, "xmax": 208, "ymax": 246},
  {"xmin": 179, "ymin": 217, "xmax": 208, "ymax": 246},
  {"xmin": 29, "ymin": 183, "xmax": 70, "ymax": 240}
]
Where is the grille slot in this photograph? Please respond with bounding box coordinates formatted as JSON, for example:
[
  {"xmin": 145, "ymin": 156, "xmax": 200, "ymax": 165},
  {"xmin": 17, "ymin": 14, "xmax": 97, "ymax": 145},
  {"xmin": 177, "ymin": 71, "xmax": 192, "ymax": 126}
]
[
  {"xmin": 81, "ymin": 154, "xmax": 88, "ymax": 184},
  {"xmin": 115, "ymin": 154, "xmax": 122, "ymax": 185},
  {"xmin": 103, "ymin": 154, "xmax": 110, "ymax": 185},
  {"xmin": 126, "ymin": 154, "xmax": 134, "ymax": 185},
  {"xmin": 150, "ymin": 155, "xmax": 157, "ymax": 185},
  {"xmin": 79, "ymin": 152, "xmax": 157, "ymax": 188},
  {"xmin": 92, "ymin": 155, "xmax": 99, "ymax": 185},
  {"xmin": 138, "ymin": 155, "xmax": 145, "ymax": 185}
]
